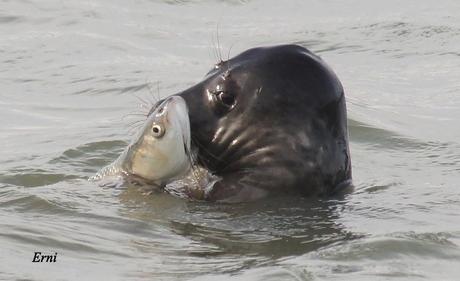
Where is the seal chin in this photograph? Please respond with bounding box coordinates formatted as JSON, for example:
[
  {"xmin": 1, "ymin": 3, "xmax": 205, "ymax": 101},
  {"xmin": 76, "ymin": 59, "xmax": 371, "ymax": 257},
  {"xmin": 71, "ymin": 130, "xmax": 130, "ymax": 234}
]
[{"xmin": 175, "ymin": 44, "xmax": 352, "ymax": 202}]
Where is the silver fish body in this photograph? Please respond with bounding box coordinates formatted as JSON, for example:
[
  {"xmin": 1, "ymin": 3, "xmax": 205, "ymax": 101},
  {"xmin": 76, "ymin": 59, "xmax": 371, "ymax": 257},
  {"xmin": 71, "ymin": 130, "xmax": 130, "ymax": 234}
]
[{"xmin": 90, "ymin": 96, "xmax": 191, "ymax": 186}]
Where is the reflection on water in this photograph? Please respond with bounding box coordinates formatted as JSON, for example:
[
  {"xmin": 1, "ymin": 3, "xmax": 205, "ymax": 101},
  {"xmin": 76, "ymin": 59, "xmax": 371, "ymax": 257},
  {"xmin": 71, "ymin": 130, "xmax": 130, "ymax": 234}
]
[
  {"xmin": 1, "ymin": 0, "xmax": 460, "ymax": 280},
  {"xmin": 120, "ymin": 189, "xmax": 359, "ymax": 258}
]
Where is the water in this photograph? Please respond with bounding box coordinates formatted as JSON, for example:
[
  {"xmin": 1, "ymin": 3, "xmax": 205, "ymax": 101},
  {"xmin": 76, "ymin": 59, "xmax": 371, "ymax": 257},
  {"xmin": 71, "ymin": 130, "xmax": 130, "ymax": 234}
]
[{"xmin": 1, "ymin": 0, "xmax": 460, "ymax": 280}]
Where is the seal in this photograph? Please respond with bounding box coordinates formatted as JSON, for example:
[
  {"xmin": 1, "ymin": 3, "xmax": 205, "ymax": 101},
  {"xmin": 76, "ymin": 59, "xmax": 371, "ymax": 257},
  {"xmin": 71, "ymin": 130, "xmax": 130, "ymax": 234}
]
[{"xmin": 175, "ymin": 44, "xmax": 352, "ymax": 202}]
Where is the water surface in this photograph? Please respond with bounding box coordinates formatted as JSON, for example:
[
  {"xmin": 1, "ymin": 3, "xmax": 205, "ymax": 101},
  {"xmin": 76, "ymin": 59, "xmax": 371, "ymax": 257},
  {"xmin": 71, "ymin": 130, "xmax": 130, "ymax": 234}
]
[{"xmin": 1, "ymin": 0, "xmax": 460, "ymax": 280}]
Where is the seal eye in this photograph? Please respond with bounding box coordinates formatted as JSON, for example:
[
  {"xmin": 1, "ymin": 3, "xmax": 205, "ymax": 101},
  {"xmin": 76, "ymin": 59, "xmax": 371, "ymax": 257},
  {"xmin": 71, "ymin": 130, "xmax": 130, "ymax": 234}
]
[
  {"xmin": 217, "ymin": 91, "xmax": 235, "ymax": 108},
  {"xmin": 152, "ymin": 124, "xmax": 165, "ymax": 138}
]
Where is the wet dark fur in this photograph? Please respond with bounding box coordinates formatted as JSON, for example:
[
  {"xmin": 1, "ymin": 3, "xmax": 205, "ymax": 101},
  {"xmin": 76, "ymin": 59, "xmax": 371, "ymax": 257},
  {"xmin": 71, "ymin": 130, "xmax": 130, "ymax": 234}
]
[{"xmin": 172, "ymin": 44, "xmax": 351, "ymax": 202}]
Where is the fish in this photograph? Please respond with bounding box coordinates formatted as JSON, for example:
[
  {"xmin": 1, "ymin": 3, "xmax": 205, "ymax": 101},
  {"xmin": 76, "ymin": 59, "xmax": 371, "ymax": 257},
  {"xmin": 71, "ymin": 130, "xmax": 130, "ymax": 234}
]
[{"xmin": 90, "ymin": 96, "xmax": 192, "ymax": 188}]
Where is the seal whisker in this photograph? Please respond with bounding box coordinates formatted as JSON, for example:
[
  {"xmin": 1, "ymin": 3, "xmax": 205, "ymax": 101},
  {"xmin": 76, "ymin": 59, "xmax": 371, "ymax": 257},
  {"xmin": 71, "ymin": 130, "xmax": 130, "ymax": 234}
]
[
  {"xmin": 225, "ymin": 42, "xmax": 236, "ymax": 72},
  {"xmin": 121, "ymin": 112, "xmax": 148, "ymax": 120},
  {"xmin": 227, "ymin": 42, "xmax": 235, "ymax": 62},
  {"xmin": 133, "ymin": 93, "xmax": 151, "ymax": 109},
  {"xmin": 127, "ymin": 117, "xmax": 145, "ymax": 125},
  {"xmin": 212, "ymin": 120, "xmax": 245, "ymax": 149},
  {"xmin": 126, "ymin": 125, "xmax": 144, "ymax": 136},
  {"xmin": 210, "ymin": 34, "xmax": 219, "ymax": 64},
  {"xmin": 214, "ymin": 129, "xmax": 270, "ymax": 172},
  {"xmin": 146, "ymin": 82, "xmax": 161, "ymax": 106},
  {"xmin": 216, "ymin": 22, "xmax": 223, "ymax": 63},
  {"xmin": 154, "ymin": 81, "xmax": 162, "ymax": 103},
  {"xmin": 220, "ymin": 145, "xmax": 281, "ymax": 173},
  {"xmin": 127, "ymin": 124, "xmax": 143, "ymax": 136},
  {"xmin": 139, "ymin": 103, "xmax": 151, "ymax": 114},
  {"xmin": 125, "ymin": 119, "xmax": 145, "ymax": 131}
]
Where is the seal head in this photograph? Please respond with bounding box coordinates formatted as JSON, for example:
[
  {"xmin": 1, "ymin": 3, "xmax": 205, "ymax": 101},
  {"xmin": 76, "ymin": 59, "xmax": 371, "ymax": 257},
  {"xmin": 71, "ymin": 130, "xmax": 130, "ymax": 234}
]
[{"xmin": 176, "ymin": 44, "xmax": 351, "ymax": 202}]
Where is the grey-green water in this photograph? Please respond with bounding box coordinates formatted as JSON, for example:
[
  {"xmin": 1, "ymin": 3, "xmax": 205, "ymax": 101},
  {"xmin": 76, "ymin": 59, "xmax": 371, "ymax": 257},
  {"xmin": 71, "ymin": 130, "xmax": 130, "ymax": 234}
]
[{"xmin": 1, "ymin": 0, "xmax": 460, "ymax": 280}]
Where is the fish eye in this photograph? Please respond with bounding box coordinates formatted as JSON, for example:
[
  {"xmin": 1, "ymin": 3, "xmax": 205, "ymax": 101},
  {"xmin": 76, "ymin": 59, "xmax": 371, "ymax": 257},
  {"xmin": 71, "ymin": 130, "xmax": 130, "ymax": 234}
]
[{"xmin": 152, "ymin": 124, "xmax": 165, "ymax": 138}]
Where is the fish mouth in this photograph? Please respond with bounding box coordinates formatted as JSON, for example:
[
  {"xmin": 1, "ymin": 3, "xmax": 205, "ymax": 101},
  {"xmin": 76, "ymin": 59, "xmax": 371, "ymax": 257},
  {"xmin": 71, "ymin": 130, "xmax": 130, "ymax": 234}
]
[
  {"xmin": 147, "ymin": 98, "xmax": 166, "ymax": 117},
  {"xmin": 154, "ymin": 95, "xmax": 196, "ymax": 184},
  {"xmin": 165, "ymin": 95, "xmax": 191, "ymax": 150},
  {"xmin": 167, "ymin": 95, "xmax": 196, "ymax": 176}
]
